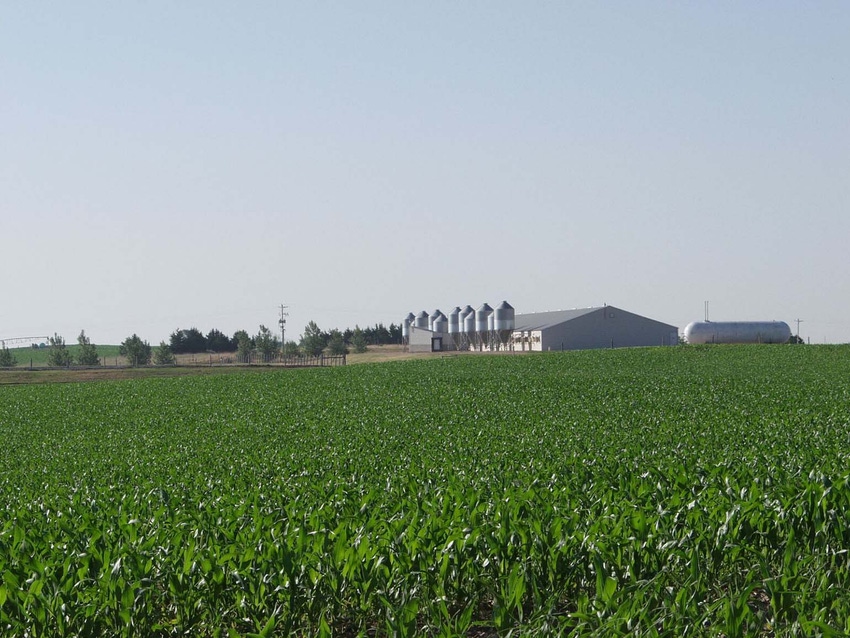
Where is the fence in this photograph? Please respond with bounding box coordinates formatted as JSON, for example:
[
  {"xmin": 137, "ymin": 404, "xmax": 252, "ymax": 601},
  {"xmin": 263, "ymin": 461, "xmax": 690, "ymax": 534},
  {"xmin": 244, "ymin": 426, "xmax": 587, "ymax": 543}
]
[
  {"xmin": 7, "ymin": 353, "xmax": 346, "ymax": 370},
  {"xmin": 232, "ymin": 353, "xmax": 346, "ymax": 367}
]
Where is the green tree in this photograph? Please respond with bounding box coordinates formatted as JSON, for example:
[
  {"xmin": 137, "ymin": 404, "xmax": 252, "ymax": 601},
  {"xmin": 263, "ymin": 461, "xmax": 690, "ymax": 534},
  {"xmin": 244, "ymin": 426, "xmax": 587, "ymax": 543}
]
[
  {"xmin": 170, "ymin": 327, "xmax": 206, "ymax": 354},
  {"xmin": 206, "ymin": 328, "xmax": 233, "ymax": 352},
  {"xmin": 234, "ymin": 330, "xmax": 252, "ymax": 362},
  {"xmin": 183, "ymin": 327, "xmax": 207, "ymax": 353},
  {"xmin": 0, "ymin": 345, "xmax": 17, "ymax": 368},
  {"xmin": 254, "ymin": 325, "xmax": 280, "ymax": 359},
  {"xmin": 351, "ymin": 326, "xmax": 368, "ymax": 353},
  {"xmin": 75, "ymin": 330, "xmax": 100, "ymax": 366},
  {"xmin": 169, "ymin": 329, "xmax": 187, "ymax": 354},
  {"xmin": 47, "ymin": 333, "xmax": 73, "ymax": 367},
  {"xmin": 300, "ymin": 321, "xmax": 326, "ymax": 357},
  {"xmin": 328, "ymin": 329, "xmax": 348, "ymax": 355},
  {"xmin": 153, "ymin": 341, "xmax": 176, "ymax": 365},
  {"xmin": 282, "ymin": 340, "xmax": 300, "ymax": 356},
  {"xmin": 119, "ymin": 334, "xmax": 152, "ymax": 366}
]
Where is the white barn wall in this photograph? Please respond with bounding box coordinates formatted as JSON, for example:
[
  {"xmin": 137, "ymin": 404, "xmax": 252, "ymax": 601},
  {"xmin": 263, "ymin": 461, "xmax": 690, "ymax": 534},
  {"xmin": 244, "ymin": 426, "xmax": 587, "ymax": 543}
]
[{"xmin": 408, "ymin": 326, "xmax": 461, "ymax": 353}]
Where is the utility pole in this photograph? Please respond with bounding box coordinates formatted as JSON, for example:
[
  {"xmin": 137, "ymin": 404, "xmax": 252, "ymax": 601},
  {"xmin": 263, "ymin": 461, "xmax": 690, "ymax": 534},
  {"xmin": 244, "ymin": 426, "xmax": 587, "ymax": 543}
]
[
  {"xmin": 279, "ymin": 304, "xmax": 289, "ymax": 352},
  {"xmin": 795, "ymin": 318, "xmax": 803, "ymax": 340}
]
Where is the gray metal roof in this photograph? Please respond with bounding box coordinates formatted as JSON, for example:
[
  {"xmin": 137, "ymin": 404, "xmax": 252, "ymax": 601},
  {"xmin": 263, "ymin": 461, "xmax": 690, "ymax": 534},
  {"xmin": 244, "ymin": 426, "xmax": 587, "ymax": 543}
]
[
  {"xmin": 513, "ymin": 307, "xmax": 602, "ymax": 331},
  {"xmin": 514, "ymin": 305, "xmax": 678, "ymax": 332}
]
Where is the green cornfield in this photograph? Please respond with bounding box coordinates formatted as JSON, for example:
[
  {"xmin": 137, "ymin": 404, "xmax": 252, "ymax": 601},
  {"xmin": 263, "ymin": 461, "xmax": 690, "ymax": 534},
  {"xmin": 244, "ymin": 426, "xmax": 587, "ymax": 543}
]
[{"xmin": 2, "ymin": 345, "xmax": 850, "ymax": 636}]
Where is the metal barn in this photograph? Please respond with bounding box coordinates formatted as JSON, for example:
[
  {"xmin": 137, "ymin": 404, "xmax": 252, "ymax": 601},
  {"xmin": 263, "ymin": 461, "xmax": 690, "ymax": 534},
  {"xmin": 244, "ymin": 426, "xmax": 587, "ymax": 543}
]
[{"xmin": 512, "ymin": 306, "xmax": 678, "ymax": 351}]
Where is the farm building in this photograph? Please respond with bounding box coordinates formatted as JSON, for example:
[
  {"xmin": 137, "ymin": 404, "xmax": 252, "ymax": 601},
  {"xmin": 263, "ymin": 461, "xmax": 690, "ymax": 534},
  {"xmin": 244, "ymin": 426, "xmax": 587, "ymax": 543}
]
[
  {"xmin": 513, "ymin": 306, "xmax": 679, "ymax": 351},
  {"xmin": 404, "ymin": 303, "xmax": 678, "ymax": 353}
]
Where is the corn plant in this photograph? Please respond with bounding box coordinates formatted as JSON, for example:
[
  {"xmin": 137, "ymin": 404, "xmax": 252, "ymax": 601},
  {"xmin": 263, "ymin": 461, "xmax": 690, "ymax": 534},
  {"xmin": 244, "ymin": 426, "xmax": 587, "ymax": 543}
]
[{"xmin": 1, "ymin": 345, "xmax": 850, "ymax": 635}]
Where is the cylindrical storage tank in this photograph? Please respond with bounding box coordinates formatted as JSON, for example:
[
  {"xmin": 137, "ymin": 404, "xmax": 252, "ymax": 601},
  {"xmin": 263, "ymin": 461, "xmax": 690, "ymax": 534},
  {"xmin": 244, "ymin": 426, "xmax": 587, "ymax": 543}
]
[
  {"xmin": 487, "ymin": 313, "xmax": 495, "ymax": 332},
  {"xmin": 475, "ymin": 303, "xmax": 493, "ymax": 333},
  {"xmin": 432, "ymin": 311, "xmax": 447, "ymax": 334},
  {"xmin": 684, "ymin": 321, "xmax": 792, "ymax": 344},
  {"xmin": 401, "ymin": 313, "xmax": 415, "ymax": 339},
  {"xmin": 493, "ymin": 300, "xmax": 515, "ymax": 331},
  {"xmin": 414, "ymin": 311, "xmax": 429, "ymax": 329},
  {"xmin": 462, "ymin": 306, "xmax": 476, "ymax": 334},
  {"xmin": 429, "ymin": 309, "xmax": 442, "ymax": 332},
  {"xmin": 447, "ymin": 307, "xmax": 461, "ymax": 334}
]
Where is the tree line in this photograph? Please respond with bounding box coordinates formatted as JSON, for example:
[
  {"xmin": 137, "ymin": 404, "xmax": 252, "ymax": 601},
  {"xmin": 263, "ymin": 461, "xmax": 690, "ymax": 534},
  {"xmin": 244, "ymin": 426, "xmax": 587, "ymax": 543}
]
[
  {"xmin": 0, "ymin": 322, "xmax": 404, "ymax": 368},
  {"xmin": 162, "ymin": 323, "xmax": 402, "ymax": 358},
  {"xmin": 298, "ymin": 322, "xmax": 402, "ymax": 356}
]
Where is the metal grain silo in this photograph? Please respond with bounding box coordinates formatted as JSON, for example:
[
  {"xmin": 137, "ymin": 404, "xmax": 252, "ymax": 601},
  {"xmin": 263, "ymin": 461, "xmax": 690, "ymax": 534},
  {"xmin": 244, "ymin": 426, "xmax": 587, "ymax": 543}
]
[
  {"xmin": 493, "ymin": 301, "xmax": 515, "ymax": 331},
  {"xmin": 684, "ymin": 321, "xmax": 792, "ymax": 344},
  {"xmin": 432, "ymin": 311, "xmax": 447, "ymax": 334},
  {"xmin": 401, "ymin": 312, "xmax": 415, "ymax": 340},
  {"xmin": 429, "ymin": 309, "xmax": 443, "ymax": 331},
  {"xmin": 414, "ymin": 311, "xmax": 429, "ymax": 329},
  {"xmin": 475, "ymin": 303, "xmax": 493, "ymax": 333},
  {"xmin": 494, "ymin": 300, "xmax": 516, "ymax": 350},
  {"xmin": 447, "ymin": 307, "xmax": 461, "ymax": 334},
  {"xmin": 460, "ymin": 306, "xmax": 475, "ymax": 334}
]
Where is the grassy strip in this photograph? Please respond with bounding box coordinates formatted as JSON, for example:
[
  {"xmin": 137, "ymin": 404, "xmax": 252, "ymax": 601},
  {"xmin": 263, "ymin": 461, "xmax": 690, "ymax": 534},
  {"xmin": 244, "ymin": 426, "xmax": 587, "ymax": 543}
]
[{"xmin": 6, "ymin": 344, "xmax": 123, "ymax": 367}]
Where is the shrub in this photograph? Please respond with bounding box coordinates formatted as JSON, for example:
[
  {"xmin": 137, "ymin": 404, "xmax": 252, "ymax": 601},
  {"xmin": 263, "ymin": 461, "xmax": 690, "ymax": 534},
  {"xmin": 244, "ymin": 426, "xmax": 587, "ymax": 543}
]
[{"xmin": 0, "ymin": 345, "xmax": 16, "ymax": 367}]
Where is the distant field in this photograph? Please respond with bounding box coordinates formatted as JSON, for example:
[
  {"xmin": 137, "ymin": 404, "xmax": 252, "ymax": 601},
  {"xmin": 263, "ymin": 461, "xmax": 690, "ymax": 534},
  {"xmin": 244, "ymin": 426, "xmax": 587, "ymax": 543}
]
[
  {"xmin": 2, "ymin": 345, "xmax": 850, "ymax": 635},
  {"xmin": 6, "ymin": 346, "xmax": 250, "ymax": 368}
]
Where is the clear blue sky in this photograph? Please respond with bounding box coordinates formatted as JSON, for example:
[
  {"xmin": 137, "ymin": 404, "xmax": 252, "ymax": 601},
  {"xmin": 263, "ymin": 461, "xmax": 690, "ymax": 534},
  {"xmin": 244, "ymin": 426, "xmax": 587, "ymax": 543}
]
[{"xmin": 2, "ymin": 2, "xmax": 848, "ymax": 345}]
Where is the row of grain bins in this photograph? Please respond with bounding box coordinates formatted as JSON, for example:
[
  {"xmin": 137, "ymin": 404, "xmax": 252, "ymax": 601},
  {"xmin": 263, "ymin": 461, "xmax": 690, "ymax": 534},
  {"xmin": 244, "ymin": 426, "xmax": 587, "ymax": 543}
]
[{"xmin": 403, "ymin": 302, "xmax": 515, "ymax": 352}]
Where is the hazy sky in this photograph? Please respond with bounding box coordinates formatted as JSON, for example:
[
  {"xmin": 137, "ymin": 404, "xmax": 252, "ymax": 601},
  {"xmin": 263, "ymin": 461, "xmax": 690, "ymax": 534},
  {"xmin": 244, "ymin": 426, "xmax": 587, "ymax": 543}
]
[{"xmin": 2, "ymin": 2, "xmax": 848, "ymax": 346}]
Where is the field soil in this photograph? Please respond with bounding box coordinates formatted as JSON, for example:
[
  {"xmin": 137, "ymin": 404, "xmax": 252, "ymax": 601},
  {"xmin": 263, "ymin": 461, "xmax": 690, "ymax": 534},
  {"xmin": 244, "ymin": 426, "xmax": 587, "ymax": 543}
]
[{"xmin": 0, "ymin": 364, "xmax": 289, "ymax": 385}]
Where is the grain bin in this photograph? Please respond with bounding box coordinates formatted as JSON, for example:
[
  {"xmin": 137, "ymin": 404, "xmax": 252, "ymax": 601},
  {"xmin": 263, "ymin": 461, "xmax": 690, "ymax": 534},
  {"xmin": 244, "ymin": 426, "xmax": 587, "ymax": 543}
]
[
  {"xmin": 401, "ymin": 313, "xmax": 415, "ymax": 340},
  {"xmin": 447, "ymin": 307, "xmax": 461, "ymax": 334},
  {"xmin": 432, "ymin": 311, "xmax": 447, "ymax": 334},
  {"xmin": 493, "ymin": 300, "xmax": 515, "ymax": 331},
  {"xmin": 475, "ymin": 303, "xmax": 493, "ymax": 333},
  {"xmin": 462, "ymin": 306, "xmax": 476, "ymax": 335}
]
